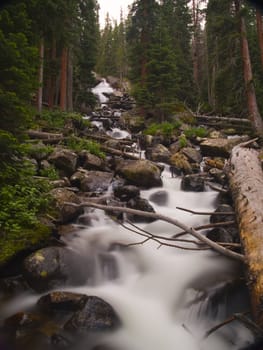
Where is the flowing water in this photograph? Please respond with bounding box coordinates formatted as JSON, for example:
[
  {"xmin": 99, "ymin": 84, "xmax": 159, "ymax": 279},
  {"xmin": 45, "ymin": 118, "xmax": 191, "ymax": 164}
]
[{"xmin": 0, "ymin": 81, "xmax": 254, "ymax": 349}]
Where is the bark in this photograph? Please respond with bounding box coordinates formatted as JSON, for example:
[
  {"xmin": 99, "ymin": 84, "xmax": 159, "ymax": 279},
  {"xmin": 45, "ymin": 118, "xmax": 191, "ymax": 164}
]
[
  {"xmin": 256, "ymin": 9, "xmax": 263, "ymax": 70},
  {"xmin": 47, "ymin": 38, "xmax": 57, "ymax": 109},
  {"xmin": 235, "ymin": 0, "xmax": 263, "ymax": 134},
  {"xmin": 228, "ymin": 144, "xmax": 263, "ymax": 327},
  {"xmin": 37, "ymin": 37, "xmax": 44, "ymax": 114},
  {"xmin": 100, "ymin": 144, "xmax": 139, "ymax": 160},
  {"xmin": 192, "ymin": 0, "xmax": 199, "ymax": 92},
  {"xmin": 67, "ymin": 48, "xmax": 73, "ymax": 111},
  {"xmin": 27, "ymin": 130, "xmax": 63, "ymax": 139},
  {"xmin": 60, "ymin": 47, "xmax": 68, "ymax": 111}
]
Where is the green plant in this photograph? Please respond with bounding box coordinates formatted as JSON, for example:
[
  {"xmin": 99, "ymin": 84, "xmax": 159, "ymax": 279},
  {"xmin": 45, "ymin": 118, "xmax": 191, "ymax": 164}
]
[
  {"xmin": 178, "ymin": 134, "xmax": 187, "ymax": 148},
  {"xmin": 39, "ymin": 165, "xmax": 59, "ymax": 180},
  {"xmin": 65, "ymin": 136, "xmax": 105, "ymax": 159},
  {"xmin": 143, "ymin": 121, "xmax": 181, "ymax": 137},
  {"xmin": 184, "ymin": 127, "xmax": 208, "ymax": 138}
]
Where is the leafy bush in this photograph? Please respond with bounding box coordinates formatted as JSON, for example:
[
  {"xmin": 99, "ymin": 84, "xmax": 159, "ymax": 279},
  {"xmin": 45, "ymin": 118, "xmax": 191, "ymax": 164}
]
[
  {"xmin": 39, "ymin": 165, "xmax": 59, "ymax": 180},
  {"xmin": 36, "ymin": 110, "xmax": 90, "ymax": 130},
  {"xmin": 65, "ymin": 136, "xmax": 105, "ymax": 159},
  {"xmin": 178, "ymin": 134, "xmax": 188, "ymax": 148},
  {"xmin": 144, "ymin": 121, "xmax": 181, "ymax": 137}
]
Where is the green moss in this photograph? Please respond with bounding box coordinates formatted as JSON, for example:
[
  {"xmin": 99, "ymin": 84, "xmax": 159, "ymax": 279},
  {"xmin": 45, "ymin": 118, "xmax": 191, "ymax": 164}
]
[{"xmin": 0, "ymin": 223, "xmax": 52, "ymax": 267}]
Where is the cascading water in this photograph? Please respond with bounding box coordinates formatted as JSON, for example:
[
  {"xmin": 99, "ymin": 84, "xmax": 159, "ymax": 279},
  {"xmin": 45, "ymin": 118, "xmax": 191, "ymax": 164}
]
[
  {"xmin": 0, "ymin": 80, "xmax": 255, "ymax": 350},
  {"xmin": 92, "ymin": 79, "xmax": 114, "ymax": 105}
]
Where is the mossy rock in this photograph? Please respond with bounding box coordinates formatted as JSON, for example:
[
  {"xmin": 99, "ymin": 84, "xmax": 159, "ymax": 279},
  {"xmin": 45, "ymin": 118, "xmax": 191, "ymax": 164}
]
[
  {"xmin": 170, "ymin": 152, "xmax": 192, "ymax": 175},
  {"xmin": 0, "ymin": 223, "xmax": 52, "ymax": 268}
]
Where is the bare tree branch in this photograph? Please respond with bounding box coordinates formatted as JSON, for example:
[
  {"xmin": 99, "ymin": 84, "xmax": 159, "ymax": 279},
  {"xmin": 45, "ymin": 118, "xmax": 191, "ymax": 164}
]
[
  {"xmin": 176, "ymin": 207, "xmax": 235, "ymax": 216},
  {"xmin": 64, "ymin": 201, "xmax": 245, "ymax": 262}
]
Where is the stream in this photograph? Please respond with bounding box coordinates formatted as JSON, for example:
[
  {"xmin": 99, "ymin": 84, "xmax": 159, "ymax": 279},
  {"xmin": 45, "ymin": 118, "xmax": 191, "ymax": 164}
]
[{"xmin": 0, "ymin": 80, "xmax": 255, "ymax": 350}]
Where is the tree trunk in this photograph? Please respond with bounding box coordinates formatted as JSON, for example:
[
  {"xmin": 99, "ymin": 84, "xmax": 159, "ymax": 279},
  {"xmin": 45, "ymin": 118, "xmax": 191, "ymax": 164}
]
[
  {"xmin": 256, "ymin": 9, "xmax": 263, "ymax": 70},
  {"xmin": 60, "ymin": 47, "xmax": 68, "ymax": 111},
  {"xmin": 228, "ymin": 144, "xmax": 263, "ymax": 327},
  {"xmin": 67, "ymin": 48, "xmax": 73, "ymax": 112},
  {"xmin": 37, "ymin": 37, "xmax": 44, "ymax": 114},
  {"xmin": 48, "ymin": 38, "xmax": 57, "ymax": 109},
  {"xmin": 192, "ymin": 0, "xmax": 199, "ymax": 92},
  {"xmin": 235, "ymin": 0, "xmax": 263, "ymax": 134}
]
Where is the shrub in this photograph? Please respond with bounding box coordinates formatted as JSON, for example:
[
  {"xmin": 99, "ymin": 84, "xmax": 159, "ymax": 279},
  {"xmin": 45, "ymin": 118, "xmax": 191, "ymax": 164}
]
[
  {"xmin": 184, "ymin": 127, "xmax": 208, "ymax": 138},
  {"xmin": 65, "ymin": 136, "xmax": 105, "ymax": 159},
  {"xmin": 144, "ymin": 121, "xmax": 181, "ymax": 137}
]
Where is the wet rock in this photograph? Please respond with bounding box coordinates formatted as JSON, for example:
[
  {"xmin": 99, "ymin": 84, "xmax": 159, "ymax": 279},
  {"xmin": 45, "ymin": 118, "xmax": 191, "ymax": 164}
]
[
  {"xmin": 170, "ymin": 152, "xmax": 192, "ymax": 175},
  {"xmin": 181, "ymin": 174, "xmax": 205, "ymax": 192},
  {"xmin": 113, "ymin": 185, "xmax": 140, "ymax": 201},
  {"xmin": 146, "ymin": 143, "xmax": 171, "ymax": 163},
  {"xmin": 149, "ymin": 190, "xmax": 168, "ymax": 206},
  {"xmin": 37, "ymin": 291, "xmax": 87, "ymax": 312},
  {"xmin": 48, "ymin": 148, "xmax": 78, "ymax": 177},
  {"xmin": 206, "ymin": 227, "xmax": 239, "ymax": 244},
  {"xmin": 210, "ymin": 204, "xmax": 236, "ymax": 224},
  {"xmin": 79, "ymin": 151, "xmax": 107, "ymax": 171},
  {"xmin": 23, "ymin": 247, "xmax": 91, "ymax": 292},
  {"xmin": 0, "ymin": 275, "xmax": 29, "ymax": 296},
  {"xmin": 116, "ymin": 159, "xmax": 162, "ymax": 188},
  {"xmin": 209, "ymin": 168, "xmax": 227, "ymax": 185},
  {"xmin": 64, "ymin": 296, "xmax": 120, "ymax": 333},
  {"xmin": 71, "ymin": 170, "xmax": 113, "ymax": 194},
  {"xmin": 127, "ymin": 197, "xmax": 156, "ymax": 223},
  {"xmin": 181, "ymin": 147, "xmax": 202, "ymax": 164},
  {"xmin": 50, "ymin": 188, "xmax": 83, "ymax": 224}
]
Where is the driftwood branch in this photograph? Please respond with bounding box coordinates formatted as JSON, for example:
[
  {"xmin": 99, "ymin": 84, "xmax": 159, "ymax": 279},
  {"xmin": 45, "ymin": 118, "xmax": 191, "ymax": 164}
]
[
  {"xmin": 176, "ymin": 207, "xmax": 235, "ymax": 216},
  {"xmin": 65, "ymin": 201, "xmax": 245, "ymax": 262}
]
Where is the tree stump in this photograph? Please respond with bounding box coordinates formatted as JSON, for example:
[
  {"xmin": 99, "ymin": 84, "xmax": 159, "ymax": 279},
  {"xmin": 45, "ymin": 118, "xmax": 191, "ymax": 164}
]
[{"xmin": 228, "ymin": 144, "xmax": 263, "ymax": 327}]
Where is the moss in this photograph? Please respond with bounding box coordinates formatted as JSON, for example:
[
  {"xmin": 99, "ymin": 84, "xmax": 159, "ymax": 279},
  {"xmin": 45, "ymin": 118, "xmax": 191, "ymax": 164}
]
[{"xmin": 0, "ymin": 223, "xmax": 52, "ymax": 267}]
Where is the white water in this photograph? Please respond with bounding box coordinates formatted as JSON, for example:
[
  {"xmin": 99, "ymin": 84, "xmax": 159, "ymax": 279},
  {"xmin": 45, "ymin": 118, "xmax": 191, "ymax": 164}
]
[
  {"xmin": 92, "ymin": 79, "xmax": 114, "ymax": 104},
  {"xmin": 0, "ymin": 168, "xmax": 253, "ymax": 349}
]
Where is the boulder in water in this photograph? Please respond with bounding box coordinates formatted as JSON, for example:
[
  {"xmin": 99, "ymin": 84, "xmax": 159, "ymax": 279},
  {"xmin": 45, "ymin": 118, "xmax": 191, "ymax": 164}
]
[
  {"xmin": 149, "ymin": 190, "xmax": 168, "ymax": 206},
  {"xmin": 64, "ymin": 296, "xmax": 120, "ymax": 333},
  {"xmin": 127, "ymin": 197, "xmax": 156, "ymax": 223},
  {"xmin": 23, "ymin": 247, "xmax": 92, "ymax": 292},
  {"xmin": 181, "ymin": 174, "xmax": 205, "ymax": 192},
  {"xmin": 37, "ymin": 291, "xmax": 87, "ymax": 312},
  {"xmin": 113, "ymin": 185, "xmax": 140, "ymax": 201},
  {"xmin": 146, "ymin": 143, "xmax": 171, "ymax": 163},
  {"xmin": 116, "ymin": 159, "xmax": 162, "ymax": 188}
]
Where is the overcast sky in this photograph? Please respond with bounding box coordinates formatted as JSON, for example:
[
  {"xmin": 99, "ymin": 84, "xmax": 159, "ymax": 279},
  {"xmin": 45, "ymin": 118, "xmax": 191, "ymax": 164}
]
[{"xmin": 98, "ymin": 0, "xmax": 133, "ymax": 27}]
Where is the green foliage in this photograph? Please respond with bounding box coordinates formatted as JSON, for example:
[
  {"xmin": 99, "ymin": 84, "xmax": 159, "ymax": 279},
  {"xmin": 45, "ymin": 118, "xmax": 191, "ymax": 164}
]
[
  {"xmin": 65, "ymin": 136, "xmax": 105, "ymax": 159},
  {"xmin": 36, "ymin": 110, "xmax": 90, "ymax": 130},
  {"xmin": 184, "ymin": 127, "xmax": 208, "ymax": 138},
  {"xmin": 178, "ymin": 134, "xmax": 187, "ymax": 148},
  {"xmin": 144, "ymin": 121, "xmax": 181, "ymax": 137},
  {"xmin": 39, "ymin": 165, "xmax": 59, "ymax": 180}
]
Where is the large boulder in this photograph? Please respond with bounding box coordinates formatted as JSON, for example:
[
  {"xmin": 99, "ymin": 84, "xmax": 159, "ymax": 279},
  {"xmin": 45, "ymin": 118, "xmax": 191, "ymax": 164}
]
[
  {"xmin": 64, "ymin": 296, "xmax": 120, "ymax": 333},
  {"xmin": 181, "ymin": 147, "xmax": 202, "ymax": 164},
  {"xmin": 146, "ymin": 144, "xmax": 171, "ymax": 163},
  {"xmin": 113, "ymin": 185, "xmax": 140, "ymax": 202},
  {"xmin": 70, "ymin": 170, "xmax": 113, "ymax": 194},
  {"xmin": 23, "ymin": 247, "xmax": 91, "ymax": 292},
  {"xmin": 79, "ymin": 151, "xmax": 107, "ymax": 171},
  {"xmin": 48, "ymin": 148, "xmax": 77, "ymax": 176},
  {"xmin": 170, "ymin": 152, "xmax": 192, "ymax": 175},
  {"xmin": 50, "ymin": 188, "xmax": 83, "ymax": 224},
  {"xmin": 149, "ymin": 190, "xmax": 169, "ymax": 206},
  {"xmin": 115, "ymin": 159, "xmax": 162, "ymax": 188},
  {"xmin": 37, "ymin": 291, "xmax": 87, "ymax": 312}
]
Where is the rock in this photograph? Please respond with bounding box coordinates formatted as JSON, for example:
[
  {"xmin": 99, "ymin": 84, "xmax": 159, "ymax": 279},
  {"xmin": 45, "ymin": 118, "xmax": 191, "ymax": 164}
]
[
  {"xmin": 181, "ymin": 147, "xmax": 202, "ymax": 164},
  {"xmin": 116, "ymin": 159, "xmax": 162, "ymax": 188},
  {"xmin": 146, "ymin": 144, "xmax": 171, "ymax": 163},
  {"xmin": 127, "ymin": 197, "xmax": 156, "ymax": 223},
  {"xmin": 80, "ymin": 171, "xmax": 113, "ymax": 193},
  {"xmin": 48, "ymin": 148, "xmax": 78, "ymax": 177},
  {"xmin": 210, "ymin": 204, "xmax": 236, "ymax": 224},
  {"xmin": 149, "ymin": 190, "xmax": 168, "ymax": 206},
  {"xmin": 181, "ymin": 174, "xmax": 205, "ymax": 192},
  {"xmin": 200, "ymin": 136, "xmax": 249, "ymax": 158},
  {"xmin": 64, "ymin": 296, "xmax": 120, "ymax": 333},
  {"xmin": 0, "ymin": 275, "xmax": 28, "ymax": 296},
  {"xmin": 50, "ymin": 188, "xmax": 83, "ymax": 224},
  {"xmin": 206, "ymin": 227, "xmax": 239, "ymax": 244},
  {"xmin": 113, "ymin": 185, "xmax": 140, "ymax": 201},
  {"xmin": 23, "ymin": 247, "xmax": 91, "ymax": 292},
  {"xmin": 170, "ymin": 152, "xmax": 192, "ymax": 175},
  {"xmin": 79, "ymin": 151, "xmax": 107, "ymax": 171},
  {"xmin": 37, "ymin": 291, "xmax": 87, "ymax": 311}
]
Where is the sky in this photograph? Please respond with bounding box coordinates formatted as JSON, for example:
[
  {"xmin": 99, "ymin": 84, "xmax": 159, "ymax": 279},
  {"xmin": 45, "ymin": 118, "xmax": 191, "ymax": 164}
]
[{"xmin": 98, "ymin": 0, "xmax": 133, "ymax": 27}]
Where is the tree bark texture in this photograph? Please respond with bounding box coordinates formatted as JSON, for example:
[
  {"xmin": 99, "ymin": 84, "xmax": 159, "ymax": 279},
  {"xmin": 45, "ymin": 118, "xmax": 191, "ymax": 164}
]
[
  {"xmin": 60, "ymin": 47, "xmax": 68, "ymax": 111},
  {"xmin": 228, "ymin": 145, "xmax": 263, "ymax": 327},
  {"xmin": 37, "ymin": 38, "xmax": 44, "ymax": 113},
  {"xmin": 235, "ymin": 0, "xmax": 263, "ymax": 134},
  {"xmin": 256, "ymin": 9, "xmax": 263, "ymax": 70}
]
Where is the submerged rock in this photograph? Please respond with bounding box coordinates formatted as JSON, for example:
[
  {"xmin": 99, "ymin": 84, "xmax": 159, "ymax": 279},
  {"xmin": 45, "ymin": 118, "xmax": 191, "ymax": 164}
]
[
  {"xmin": 127, "ymin": 197, "xmax": 156, "ymax": 223},
  {"xmin": 181, "ymin": 174, "xmax": 205, "ymax": 192},
  {"xmin": 149, "ymin": 190, "xmax": 169, "ymax": 206},
  {"xmin": 37, "ymin": 291, "xmax": 87, "ymax": 312}
]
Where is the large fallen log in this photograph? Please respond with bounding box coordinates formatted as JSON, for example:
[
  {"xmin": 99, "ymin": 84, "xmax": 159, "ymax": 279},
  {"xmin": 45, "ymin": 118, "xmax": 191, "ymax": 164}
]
[{"xmin": 228, "ymin": 142, "xmax": 263, "ymax": 327}]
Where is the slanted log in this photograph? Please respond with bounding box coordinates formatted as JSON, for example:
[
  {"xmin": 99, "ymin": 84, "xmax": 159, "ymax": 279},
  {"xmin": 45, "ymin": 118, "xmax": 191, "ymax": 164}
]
[
  {"xmin": 27, "ymin": 130, "xmax": 63, "ymax": 139},
  {"xmin": 228, "ymin": 144, "xmax": 263, "ymax": 327}
]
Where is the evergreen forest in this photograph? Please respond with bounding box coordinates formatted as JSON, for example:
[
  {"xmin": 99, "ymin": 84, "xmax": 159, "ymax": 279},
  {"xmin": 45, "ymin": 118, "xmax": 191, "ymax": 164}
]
[{"xmin": 0, "ymin": 0, "xmax": 263, "ymax": 266}]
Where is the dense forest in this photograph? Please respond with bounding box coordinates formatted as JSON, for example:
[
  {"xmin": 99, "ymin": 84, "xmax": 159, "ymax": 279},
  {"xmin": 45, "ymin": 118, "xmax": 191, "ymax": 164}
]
[{"xmin": 0, "ymin": 0, "xmax": 263, "ymax": 264}]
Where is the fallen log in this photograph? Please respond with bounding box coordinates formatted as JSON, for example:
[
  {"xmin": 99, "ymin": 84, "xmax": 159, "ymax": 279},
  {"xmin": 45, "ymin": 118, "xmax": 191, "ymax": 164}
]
[
  {"xmin": 228, "ymin": 143, "xmax": 263, "ymax": 327},
  {"xmin": 27, "ymin": 130, "xmax": 63, "ymax": 139},
  {"xmin": 100, "ymin": 144, "xmax": 139, "ymax": 160}
]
